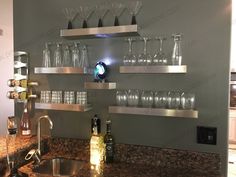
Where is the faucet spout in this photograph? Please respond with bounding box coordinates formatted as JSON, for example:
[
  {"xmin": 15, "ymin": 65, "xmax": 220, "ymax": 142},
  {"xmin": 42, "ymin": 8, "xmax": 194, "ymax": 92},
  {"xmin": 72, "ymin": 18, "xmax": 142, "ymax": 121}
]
[{"xmin": 37, "ymin": 115, "xmax": 53, "ymax": 156}]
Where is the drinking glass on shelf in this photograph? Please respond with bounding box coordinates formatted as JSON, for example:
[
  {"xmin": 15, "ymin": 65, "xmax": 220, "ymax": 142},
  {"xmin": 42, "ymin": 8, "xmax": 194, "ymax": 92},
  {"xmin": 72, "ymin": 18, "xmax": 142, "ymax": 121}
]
[
  {"xmin": 77, "ymin": 6, "xmax": 94, "ymax": 28},
  {"xmin": 126, "ymin": 1, "xmax": 142, "ymax": 25},
  {"xmin": 94, "ymin": 5, "xmax": 109, "ymax": 27},
  {"xmin": 154, "ymin": 91, "xmax": 168, "ymax": 108},
  {"xmin": 80, "ymin": 45, "xmax": 89, "ymax": 68},
  {"xmin": 62, "ymin": 44, "xmax": 71, "ymax": 67},
  {"xmin": 110, "ymin": 2, "xmax": 125, "ymax": 26},
  {"xmin": 167, "ymin": 91, "xmax": 181, "ymax": 109},
  {"xmin": 42, "ymin": 42, "xmax": 51, "ymax": 67},
  {"xmin": 127, "ymin": 89, "xmax": 139, "ymax": 107},
  {"xmin": 40, "ymin": 91, "xmax": 51, "ymax": 103},
  {"xmin": 62, "ymin": 8, "xmax": 77, "ymax": 29},
  {"xmin": 64, "ymin": 91, "xmax": 75, "ymax": 104},
  {"xmin": 51, "ymin": 91, "xmax": 63, "ymax": 104},
  {"xmin": 141, "ymin": 90, "xmax": 154, "ymax": 107},
  {"xmin": 180, "ymin": 92, "xmax": 195, "ymax": 110},
  {"xmin": 123, "ymin": 38, "xmax": 136, "ymax": 66},
  {"xmin": 153, "ymin": 37, "xmax": 168, "ymax": 65},
  {"xmin": 53, "ymin": 43, "xmax": 62, "ymax": 67},
  {"xmin": 137, "ymin": 37, "xmax": 152, "ymax": 65},
  {"xmin": 72, "ymin": 42, "xmax": 81, "ymax": 67},
  {"xmin": 116, "ymin": 90, "xmax": 127, "ymax": 106},
  {"xmin": 171, "ymin": 33, "xmax": 183, "ymax": 65},
  {"xmin": 76, "ymin": 91, "xmax": 87, "ymax": 105}
]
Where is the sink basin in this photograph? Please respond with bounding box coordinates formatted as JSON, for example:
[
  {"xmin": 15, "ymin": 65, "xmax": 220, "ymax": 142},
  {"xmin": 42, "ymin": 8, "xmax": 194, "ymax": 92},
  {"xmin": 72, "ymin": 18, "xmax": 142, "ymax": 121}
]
[{"xmin": 32, "ymin": 158, "xmax": 84, "ymax": 176}]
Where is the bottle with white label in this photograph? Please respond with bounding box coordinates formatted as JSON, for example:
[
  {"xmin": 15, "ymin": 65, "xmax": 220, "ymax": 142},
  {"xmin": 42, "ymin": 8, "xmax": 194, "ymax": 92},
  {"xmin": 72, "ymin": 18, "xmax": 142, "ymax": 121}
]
[{"xmin": 20, "ymin": 106, "xmax": 32, "ymax": 138}]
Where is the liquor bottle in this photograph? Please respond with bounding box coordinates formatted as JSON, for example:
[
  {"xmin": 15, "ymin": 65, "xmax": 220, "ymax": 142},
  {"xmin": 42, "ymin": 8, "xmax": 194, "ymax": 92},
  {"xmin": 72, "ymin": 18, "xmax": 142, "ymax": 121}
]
[
  {"xmin": 90, "ymin": 114, "xmax": 104, "ymax": 165},
  {"xmin": 7, "ymin": 91, "xmax": 37, "ymax": 100},
  {"xmin": 20, "ymin": 106, "xmax": 32, "ymax": 138},
  {"xmin": 7, "ymin": 79, "xmax": 38, "ymax": 88},
  {"xmin": 104, "ymin": 120, "xmax": 114, "ymax": 163}
]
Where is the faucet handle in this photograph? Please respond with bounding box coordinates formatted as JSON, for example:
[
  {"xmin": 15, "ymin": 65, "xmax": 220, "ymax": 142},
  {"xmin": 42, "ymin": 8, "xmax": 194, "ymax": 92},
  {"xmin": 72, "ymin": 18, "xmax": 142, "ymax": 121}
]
[{"xmin": 25, "ymin": 149, "xmax": 41, "ymax": 164}]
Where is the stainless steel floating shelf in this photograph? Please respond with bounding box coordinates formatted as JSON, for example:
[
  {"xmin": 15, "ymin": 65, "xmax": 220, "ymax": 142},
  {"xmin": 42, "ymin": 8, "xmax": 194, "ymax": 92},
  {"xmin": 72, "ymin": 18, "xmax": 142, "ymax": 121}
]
[
  {"xmin": 35, "ymin": 103, "xmax": 92, "ymax": 112},
  {"xmin": 108, "ymin": 106, "xmax": 198, "ymax": 118},
  {"xmin": 84, "ymin": 82, "xmax": 116, "ymax": 89},
  {"xmin": 119, "ymin": 65, "xmax": 187, "ymax": 74},
  {"xmin": 60, "ymin": 25, "xmax": 139, "ymax": 39},
  {"xmin": 34, "ymin": 67, "xmax": 93, "ymax": 74}
]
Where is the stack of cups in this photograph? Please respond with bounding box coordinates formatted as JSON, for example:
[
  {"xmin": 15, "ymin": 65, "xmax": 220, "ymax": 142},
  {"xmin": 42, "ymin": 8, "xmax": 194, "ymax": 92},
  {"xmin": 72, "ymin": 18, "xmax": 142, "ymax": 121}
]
[
  {"xmin": 76, "ymin": 91, "xmax": 87, "ymax": 105},
  {"xmin": 64, "ymin": 91, "xmax": 75, "ymax": 104},
  {"xmin": 40, "ymin": 91, "xmax": 51, "ymax": 103},
  {"xmin": 51, "ymin": 91, "xmax": 63, "ymax": 103}
]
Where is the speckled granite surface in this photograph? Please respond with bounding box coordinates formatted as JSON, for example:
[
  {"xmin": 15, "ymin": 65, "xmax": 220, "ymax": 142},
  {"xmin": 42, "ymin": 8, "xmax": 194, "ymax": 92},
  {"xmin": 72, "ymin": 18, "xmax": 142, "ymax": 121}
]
[
  {"xmin": 18, "ymin": 137, "xmax": 222, "ymax": 177},
  {"xmin": 0, "ymin": 136, "xmax": 222, "ymax": 177}
]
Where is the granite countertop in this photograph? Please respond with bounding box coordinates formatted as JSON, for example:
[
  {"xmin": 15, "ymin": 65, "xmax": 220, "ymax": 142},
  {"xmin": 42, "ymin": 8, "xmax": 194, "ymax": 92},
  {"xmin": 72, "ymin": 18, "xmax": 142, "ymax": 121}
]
[{"xmin": 18, "ymin": 152, "xmax": 222, "ymax": 177}]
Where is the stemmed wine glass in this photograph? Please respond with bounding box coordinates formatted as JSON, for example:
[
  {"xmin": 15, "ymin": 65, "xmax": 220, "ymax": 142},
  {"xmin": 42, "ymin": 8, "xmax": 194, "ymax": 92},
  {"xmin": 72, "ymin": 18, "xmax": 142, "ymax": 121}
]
[
  {"xmin": 137, "ymin": 37, "xmax": 152, "ymax": 65},
  {"xmin": 110, "ymin": 2, "xmax": 125, "ymax": 26},
  {"xmin": 126, "ymin": 1, "xmax": 142, "ymax": 25},
  {"xmin": 77, "ymin": 6, "xmax": 94, "ymax": 28},
  {"xmin": 123, "ymin": 38, "xmax": 136, "ymax": 66},
  {"xmin": 153, "ymin": 37, "xmax": 168, "ymax": 65},
  {"xmin": 62, "ymin": 8, "xmax": 77, "ymax": 29},
  {"xmin": 94, "ymin": 5, "xmax": 109, "ymax": 27}
]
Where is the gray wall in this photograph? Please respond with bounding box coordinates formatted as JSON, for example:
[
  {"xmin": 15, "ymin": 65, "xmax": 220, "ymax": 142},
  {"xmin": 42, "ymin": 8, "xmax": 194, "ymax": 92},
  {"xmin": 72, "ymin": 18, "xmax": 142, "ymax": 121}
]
[{"xmin": 14, "ymin": 0, "xmax": 231, "ymax": 175}]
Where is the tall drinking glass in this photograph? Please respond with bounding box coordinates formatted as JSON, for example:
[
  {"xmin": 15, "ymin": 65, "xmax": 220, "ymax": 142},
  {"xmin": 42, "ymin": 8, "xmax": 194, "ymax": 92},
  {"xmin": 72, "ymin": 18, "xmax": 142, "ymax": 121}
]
[
  {"xmin": 72, "ymin": 42, "xmax": 81, "ymax": 67},
  {"xmin": 62, "ymin": 44, "xmax": 71, "ymax": 67},
  {"xmin": 171, "ymin": 33, "xmax": 183, "ymax": 65},
  {"xmin": 42, "ymin": 42, "xmax": 51, "ymax": 67},
  {"xmin": 53, "ymin": 43, "xmax": 62, "ymax": 67},
  {"xmin": 80, "ymin": 45, "xmax": 89, "ymax": 68}
]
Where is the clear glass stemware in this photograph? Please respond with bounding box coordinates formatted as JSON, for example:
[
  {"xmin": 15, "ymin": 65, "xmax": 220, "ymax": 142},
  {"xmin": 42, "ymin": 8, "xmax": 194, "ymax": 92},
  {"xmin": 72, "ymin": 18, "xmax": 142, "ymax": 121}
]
[
  {"xmin": 62, "ymin": 8, "xmax": 77, "ymax": 29},
  {"xmin": 77, "ymin": 6, "xmax": 94, "ymax": 28},
  {"xmin": 171, "ymin": 33, "xmax": 183, "ymax": 65},
  {"xmin": 53, "ymin": 43, "xmax": 62, "ymax": 67},
  {"xmin": 72, "ymin": 42, "xmax": 81, "ymax": 67},
  {"xmin": 95, "ymin": 5, "xmax": 109, "ymax": 27},
  {"xmin": 42, "ymin": 42, "xmax": 51, "ymax": 67},
  {"xmin": 110, "ymin": 2, "xmax": 125, "ymax": 26},
  {"xmin": 137, "ymin": 37, "xmax": 152, "ymax": 66},
  {"xmin": 80, "ymin": 45, "xmax": 89, "ymax": 68},
  {"xmin": 126, "ymin": 1, "xmax": 142, "ymax": 25},
  {"xmin": 62, "ymin": 44, "xmax": 71, "ymax": 67},
  {"xmin": 123, "ymin": 38, "xmax": 136, "ymax": 66},
  {"xmin": 153, "ymin": 37, "xmax": 168, "ymax": 65}
]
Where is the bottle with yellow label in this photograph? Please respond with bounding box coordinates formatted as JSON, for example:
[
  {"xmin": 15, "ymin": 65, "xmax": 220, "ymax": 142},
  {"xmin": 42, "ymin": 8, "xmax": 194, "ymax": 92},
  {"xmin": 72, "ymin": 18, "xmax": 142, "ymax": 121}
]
[{"xmin": 20, "ymin": 106, "xmax": 32, "ymax": 138}]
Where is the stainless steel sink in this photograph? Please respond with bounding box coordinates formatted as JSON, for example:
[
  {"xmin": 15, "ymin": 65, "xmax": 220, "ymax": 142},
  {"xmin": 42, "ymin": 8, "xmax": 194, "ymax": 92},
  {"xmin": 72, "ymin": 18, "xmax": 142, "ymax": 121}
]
[{"xmin": 32, "ymin": 158, "xmax": 84, "ymax": 176}]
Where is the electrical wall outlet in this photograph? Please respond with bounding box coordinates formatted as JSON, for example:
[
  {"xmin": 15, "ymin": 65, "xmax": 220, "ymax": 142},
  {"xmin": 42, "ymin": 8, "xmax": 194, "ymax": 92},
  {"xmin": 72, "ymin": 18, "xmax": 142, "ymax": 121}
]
[{"xmin": 197, "ymin": 126, "xmax": 217, "ymax": 145}]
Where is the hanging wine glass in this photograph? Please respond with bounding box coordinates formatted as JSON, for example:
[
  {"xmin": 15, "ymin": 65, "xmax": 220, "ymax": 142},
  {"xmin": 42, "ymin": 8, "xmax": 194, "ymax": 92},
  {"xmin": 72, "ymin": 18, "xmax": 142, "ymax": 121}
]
[
  {"xmin": 110, "ymin": 2, "xmax": 125, "ymax": 26},
  {"xmin": 126, "ymin": 1, "xmax": 142, "ymax": 25},
  {"xmin": 94, "ymin": 5, "xmax": 109, "ymax": 27},
  {"xmin": 62, "ymin": 8, "xmax": 77, "ymax": 29},
  {"xmin": 72, "ymin": 42, "xmax": 81, "ymax": 67},
  {"xmin": 137, "ymin": 37, "xmax": 152, "ymax": 65},
  {"xmin": 123, "ymin": 38, "xmax": 136, "ymax": 66},
  {"xmin": 153, "ymin": 37, "xmax": 168, "ymax": 65},
  {"xmin": 77, "ymin": 6, "xmax": 94, "ymax": 28}
]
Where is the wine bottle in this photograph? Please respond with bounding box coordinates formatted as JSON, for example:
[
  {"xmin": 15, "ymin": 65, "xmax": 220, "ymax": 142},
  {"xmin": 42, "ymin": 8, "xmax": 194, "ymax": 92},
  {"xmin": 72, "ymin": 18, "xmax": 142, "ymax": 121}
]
[
  {"xmin": 7, "ymin": 79, "xmax": 38, "ymax": 88},
  {"xmin": 7, "ymin": 91, "xmax": 37, "ymax": 100},
  {"xmin": 20, "ymin": 106, "xmax": 32, "ymax": 138},
  {"xmin": 104, "ymin": 120, "xmax": 114, "ymax": 163}
]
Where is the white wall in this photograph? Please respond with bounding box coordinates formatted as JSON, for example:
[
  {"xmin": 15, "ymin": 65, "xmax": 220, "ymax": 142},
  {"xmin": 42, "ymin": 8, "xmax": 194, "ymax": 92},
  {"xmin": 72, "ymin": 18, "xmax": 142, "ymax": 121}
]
[{"xmin": 0, "ymin": 0, "xmax": 14, "ymax": 134}]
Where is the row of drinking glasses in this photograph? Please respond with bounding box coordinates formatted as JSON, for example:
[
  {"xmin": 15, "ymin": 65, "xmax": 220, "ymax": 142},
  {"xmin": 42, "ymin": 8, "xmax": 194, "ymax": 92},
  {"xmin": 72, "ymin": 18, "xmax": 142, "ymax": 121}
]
[
  {"xmin": 116, "ymin": 90, "xmax": 195, "ymax": 110},
  {"xmin": 63, "ymin": 1, "xmax": 142, "ymax": 29},
  {"xmin": 42, "ymin": 42, "xmax": 89, "ymax": 68},
  {"xmin": 40, "ymin": 90, "xmax": 87, "ymax": 105},
  {"xmin": 123, "ymin": 34, "xmax": 182, "ymax": 66}
]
